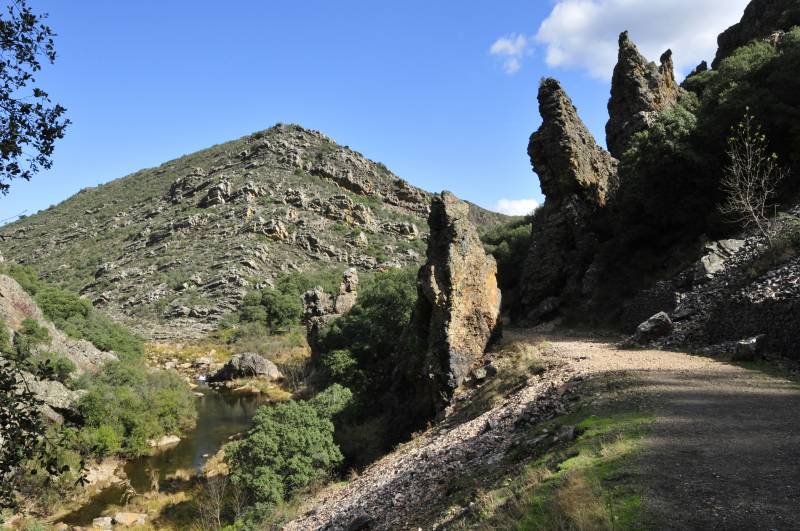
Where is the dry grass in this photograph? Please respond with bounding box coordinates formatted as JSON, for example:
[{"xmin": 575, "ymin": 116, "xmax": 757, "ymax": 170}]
[{"xmin": 146, "ymin": 340, "xmax": 231, "ymax": 364}]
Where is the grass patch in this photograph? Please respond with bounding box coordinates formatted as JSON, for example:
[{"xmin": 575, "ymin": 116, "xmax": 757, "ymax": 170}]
[{"xmin": 467, "ymin": 410, "xmax": 652, "ymax": 530}]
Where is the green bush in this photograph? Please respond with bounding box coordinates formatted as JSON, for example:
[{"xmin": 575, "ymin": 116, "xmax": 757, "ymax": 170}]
[
  {"xmin": 317, "ymin": 349, "xmax": 362, "ymax": 391},
  {"xmin": 12, "ymin": 318, "xmax": 51, "ymax": 359},
  {"xmin": 225, "ymin": 398, "xmax": 343, "ymax": 512},
  {"xmin": 315, "ymin": 267, "xmax": 416, "ymax": 410},
  {"xmin": 76, "ymin": 360, "xmax": 197, "ymax": 456}
]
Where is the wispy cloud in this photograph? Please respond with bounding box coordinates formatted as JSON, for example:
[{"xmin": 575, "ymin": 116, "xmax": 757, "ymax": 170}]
[
  {"xmin": 494, "ymin": 198, "xmax": 539, "ymax": 216},
  {"xmin": 489, "ymin": 33, "xmax": 530, "ymax": 74},
  {"xmin": 535, "ymin": 0, "xmax": 750, "ymax": 80}
]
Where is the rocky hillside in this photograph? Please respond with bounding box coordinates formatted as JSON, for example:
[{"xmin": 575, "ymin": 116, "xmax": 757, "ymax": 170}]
[{"xmin": 0, "ymin": 124, "xmax": 506, "ymax": 339}]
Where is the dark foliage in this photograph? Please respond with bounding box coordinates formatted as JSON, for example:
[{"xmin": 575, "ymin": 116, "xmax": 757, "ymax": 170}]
[{"xmin": 0, "ymin": 0, "xmax": 69, "ymax": 194}]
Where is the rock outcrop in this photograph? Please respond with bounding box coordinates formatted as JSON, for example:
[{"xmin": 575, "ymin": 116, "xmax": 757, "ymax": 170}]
[
  {"xmin": 606, "ymin": 32, "xmax": 682, "ymax": 159},
  {"xmin": 532, "ymin": 79, "xmax": 617, "ymax": 206},
  {"xmin": 713, "ymin": 0, "xmax": 800, "ymax": 68},
  {"xmin": 518, "ymin": 79, "xmax": 617, "ymax": 322},
  {"xmin": 401, "ymin": 192, "xmax": 501, "ymax": 417},
  {"xmin": 302, "ymin": 268, "xmax": 360, "ymax": 356}
]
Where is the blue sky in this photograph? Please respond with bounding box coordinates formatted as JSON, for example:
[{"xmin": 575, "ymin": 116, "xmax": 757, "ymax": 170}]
[{"xmin": 0, "ymin": 0, "xmax": 748, "ymax": 220}]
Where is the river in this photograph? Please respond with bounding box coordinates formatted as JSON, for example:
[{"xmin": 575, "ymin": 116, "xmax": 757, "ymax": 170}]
[{"xmin": 59, "ymin": 385, "xmax": 269, "ymax": 526}]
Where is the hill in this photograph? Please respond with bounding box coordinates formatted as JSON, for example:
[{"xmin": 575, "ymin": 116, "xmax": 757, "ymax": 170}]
[{"xmin": 0, "ymin": 124, "xmax": 507, "ymax": 339}]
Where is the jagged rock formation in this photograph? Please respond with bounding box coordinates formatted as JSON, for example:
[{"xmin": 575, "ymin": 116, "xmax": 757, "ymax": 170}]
[
  {"xmin": 0, "ymin": 275, "xmax": 116, "ymax": 373},
  {"xmin": 0, "ymin": 124, "xmax": 507, "ymax": 339},
  {"xmin": 606, "ymin": 31, "xmax": 683, "ymax": 159},
  {"xmin": 302, "ymin": 268, "xmax": 359, "ymax": 356},
  {"xmin": 713, "ymin": 0, "xmax": 800, "ymax": 68},
  {"xmin": 518, "ymin": 79, "xmax": 617, "ymax": 322},
  {"xmin": 401, "ymin": 191, "xmax": 501, "ymax": 417}
]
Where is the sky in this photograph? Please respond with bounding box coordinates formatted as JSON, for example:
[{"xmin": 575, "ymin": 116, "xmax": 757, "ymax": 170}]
[{"xmin": 0, "ymin": 0, "xmax": 749, "ymax": 221}]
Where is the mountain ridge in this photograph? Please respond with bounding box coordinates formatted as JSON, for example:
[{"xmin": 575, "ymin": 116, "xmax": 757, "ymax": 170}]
[{"xmin": 0, "ymin": 123, "xmax": 509, "ymax": 340}]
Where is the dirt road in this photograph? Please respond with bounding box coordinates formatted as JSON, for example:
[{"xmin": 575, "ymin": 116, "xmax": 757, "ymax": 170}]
[
  {"xmin": 287, "ymin": 331, "xmax": 800, "ymax": 530},
  {"xmin": 532, "ymin": 332, "xmax": 800, "ymax": 531}
]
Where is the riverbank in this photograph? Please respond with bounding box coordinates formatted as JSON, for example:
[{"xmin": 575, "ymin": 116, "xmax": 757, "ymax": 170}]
[{"xmin": 49, "ymin": 384, "xmax": 272, "ymax": 528}]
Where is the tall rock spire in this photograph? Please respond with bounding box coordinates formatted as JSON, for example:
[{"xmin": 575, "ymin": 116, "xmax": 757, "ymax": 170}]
[
  {"xmin": 517, "ymin": 78, "xmax": 617, "ymax": 324},
  {"xmin": 606, "ymin": 31, "xmax": 682, "ymax": 159},
  {"xmin": 530, "ymin": 78, "xmax": 617, "ymax": 207}
]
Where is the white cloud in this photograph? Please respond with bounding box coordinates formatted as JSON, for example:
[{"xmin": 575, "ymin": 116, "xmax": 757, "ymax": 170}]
[
  {"xmin": 490, "ymin": 34, "xmax": 530, "ymax": 74},
  {"xmin": 494, "ymin": 198, "xmax": 540, "ymax": 216},
  {"xmin": 535, "ymin": 0, "xmax": 750, "ymax": 80}
]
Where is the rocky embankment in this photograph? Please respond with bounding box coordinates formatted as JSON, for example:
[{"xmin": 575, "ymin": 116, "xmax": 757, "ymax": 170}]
[{"xmin": 286, "ymin": 341, "xmax": 581, "ymax": 530}]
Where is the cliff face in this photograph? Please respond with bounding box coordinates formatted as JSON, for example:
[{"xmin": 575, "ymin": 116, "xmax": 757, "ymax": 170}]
[
  {"xmin": 518, "ymin": 79, "xmax": 616, "ymax": 323},
  {"xmin": 713, "ymin": 0, "xmax": 800, "ymax": 67},
  {"xmin": 606, "ymin": 32, "xmax": 683, "ymax": 159}
]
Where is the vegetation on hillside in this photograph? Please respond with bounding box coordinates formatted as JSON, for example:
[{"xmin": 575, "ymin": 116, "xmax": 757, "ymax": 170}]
[
  {"xmin": 0, "ymin": 268, "xmax": 197, "ymax": 513},
  {"xmin": 481, "ymin": 215, "xmax": 534, "ymax": 294},
  {"xmin": 2, "ymin": 264, "xmax": 144, "ymax": 360}
]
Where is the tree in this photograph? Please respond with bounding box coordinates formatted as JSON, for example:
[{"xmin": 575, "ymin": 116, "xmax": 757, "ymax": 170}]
[
  {"xmin": 0, "ymin": 0, "xmax": 69, "ymax": 194},
  {"xmin": 0, "ymin": 318, "xmax": 67, "ymax": 509},
  {"xmin": 225, "ymin": 399, "xmax": 343, "ymax": 513},
  {"xmin": 719, "ymin": 111, "xmax": 788, "ymax": 245}
]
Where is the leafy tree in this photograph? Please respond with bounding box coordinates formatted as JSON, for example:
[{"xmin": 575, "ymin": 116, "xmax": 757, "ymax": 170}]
[
  {"xmin": 0, "ymin": 0, "xmax": 70, "ymax": 194},
  {"xmin": 481, "ymin": 217, "xmax": 534, "ymax": 292},
  {"xmin": 225, "ymin": 399, "xmax": 343, "ymax": 512},
  {"xmin": 0, "ymin": 318, "xmax": 70, "ymax": 509}
]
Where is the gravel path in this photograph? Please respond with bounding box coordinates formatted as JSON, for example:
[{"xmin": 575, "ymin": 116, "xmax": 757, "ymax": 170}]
[
  {"xmin": 286, "ymin": 331, "xmax": 800, "ymax": 530},
  {"xmin": 518, "ymin": 331, "xmax": 800, "ymax": 531}
]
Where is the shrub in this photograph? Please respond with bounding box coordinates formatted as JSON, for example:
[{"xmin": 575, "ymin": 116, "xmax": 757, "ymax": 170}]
[
  {"xmin": 309, "ymin": 384, "xmax": 353, "ymax": 419},
  {"xmin": 225, "ymin": 399, "xmax": 343, "ymax": 512},
  {"xmin": 12, "ymin": 318, "xmax": 51, "ymax": 359},
  {"xmin": 315, "ymin": 267, "xmax": 417, "ymax": 414},
  {"xmin": 76, "ymin": 360, "xmax": 197, "ymax": 456},
  {"xmin": 316, "ymin": 349, "xmax": 362, "ymax": 391}
]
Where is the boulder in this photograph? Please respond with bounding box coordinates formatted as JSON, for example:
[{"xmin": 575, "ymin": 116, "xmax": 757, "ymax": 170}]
[
  {"xmin": 694, "ymin": 239, "xmax": 746, "ymax": 283},
  {"xmin": 113, "ymin": 512, "xmax": 148, "ymax": 527},
  {"xmin": 92, "ymin": 516, "xmax": 113, "ymax": 530},
  {"xmin": 149, "ymin": 434, "xmax": 181, "ymax": 448},
  {"xmin": 732, "ymin": 335, "xmax": 767, "ymax": 361},
  {"xmin": 20, "ymin": 372, "xmax": 85, "ymax": 422},
  {"xmin": 209, "ymin": 353, "xmax": 283, "ymax": 382},
  {"xmin": 333, "ymin": 268, "xmax": 359, "ymax": 314},
  {"xmin": 606, "ymin": 32, "xmax": 683, "ymax": 159},
  {"xmin": 200, "ymin": 180, "xmax": 232, "ymax": 207},
  {"xmin": 634, "ymin": 311, "xmax": 674, "ymax": 344},
  {"xmin": 403, "ymin": 191, "xmax": 501, "ymax": 412}
]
